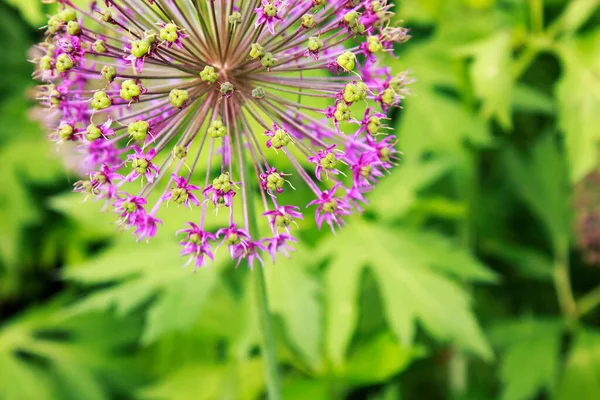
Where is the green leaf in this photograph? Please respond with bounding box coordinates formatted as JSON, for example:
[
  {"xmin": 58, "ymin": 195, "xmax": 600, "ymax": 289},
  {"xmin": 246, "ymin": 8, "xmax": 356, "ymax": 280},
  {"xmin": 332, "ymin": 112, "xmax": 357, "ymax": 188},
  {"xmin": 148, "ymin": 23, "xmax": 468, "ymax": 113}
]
[
  {"xmin": 323, "ymin": 219, "xmax": 494, "ymax": 366},
  {"xmin": 457, "ymin": 31, "xmax": 514, "ymax": 129},
  {"xmin": 558, "ymin": 0, "xmax": 600, "ymax": 34},
  {"xmin": 512, "ymin": 84, "xmax": 555, "ymax": 115},
  {"xmin": 369, "ymin": 159, "xmax": 452, "ymax": 219},
  {"xmin": 504, "ymin": 134, "xmax": 570, "ymax": 254},
  {"xmin": 490, "ymin": 318, "xmax": 563, "ymax": 400},
  {"xmin": 398, "ymin": 84, "xmax": 492, "ymax": 163},
  {"xmin": 265, "ymin": 246, "xmax": 323, "ymax": 369},
  {"xmin": 139, "ymin": 359, "xmax": 264, "ymax": 400},
  {"xmin": 0, "ymin": 299, "xmax": 142, "ymax": 400},
  {"xmin": 4, "ymin": 0, "xmax": 45, "ymax": 26},
  {"xmin": 557, "ymin": 328, "xmax": 600, "ymax": 400},
  {"xmin": 555, "ymin": 30, "xmax": 600, "ymax": 182},
  {"xmin": 65, "ymin": 241, "xmax": 221, "ymax": 343},
  {"xmin": 344, "ymin": 333, "xmax": 426, "ymax": 385}
]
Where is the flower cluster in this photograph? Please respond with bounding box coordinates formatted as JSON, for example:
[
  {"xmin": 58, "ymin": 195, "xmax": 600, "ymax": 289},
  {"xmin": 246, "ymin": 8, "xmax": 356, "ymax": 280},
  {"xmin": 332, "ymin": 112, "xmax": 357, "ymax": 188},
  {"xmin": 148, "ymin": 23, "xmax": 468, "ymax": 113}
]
[{"xmin": 34, "ymin": 0, "xmax": 411, "ymax": 269}]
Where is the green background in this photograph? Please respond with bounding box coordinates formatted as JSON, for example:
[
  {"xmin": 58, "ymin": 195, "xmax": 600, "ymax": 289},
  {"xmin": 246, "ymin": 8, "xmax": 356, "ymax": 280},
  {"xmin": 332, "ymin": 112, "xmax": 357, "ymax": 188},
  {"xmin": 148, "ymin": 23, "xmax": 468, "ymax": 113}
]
[{"xmin": 1, "ymin": 0, "xmax": 600, "ymax": 399}]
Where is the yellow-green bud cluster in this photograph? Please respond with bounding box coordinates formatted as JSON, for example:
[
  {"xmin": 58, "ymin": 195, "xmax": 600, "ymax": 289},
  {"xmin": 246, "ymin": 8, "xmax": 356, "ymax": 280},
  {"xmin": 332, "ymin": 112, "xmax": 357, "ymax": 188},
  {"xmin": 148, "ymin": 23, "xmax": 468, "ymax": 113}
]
[
  {"xmin": 208, "ymin": 119, "xmax": 227, "ymax": 138},
  {"xmin": 128, "ymin": 120, "xmax": 149, "ymax": 141},
  {"xmin": 169, "ymin": 89, "xmax": 189, "ymax": 107}
]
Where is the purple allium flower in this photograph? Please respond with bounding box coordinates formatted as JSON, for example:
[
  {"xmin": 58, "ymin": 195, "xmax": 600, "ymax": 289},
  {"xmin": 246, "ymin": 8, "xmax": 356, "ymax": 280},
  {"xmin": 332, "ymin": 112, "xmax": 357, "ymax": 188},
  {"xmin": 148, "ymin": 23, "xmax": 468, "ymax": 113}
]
[{"xmin": 34, "ymin": 0, "xmax": 411, "ymax": 268}]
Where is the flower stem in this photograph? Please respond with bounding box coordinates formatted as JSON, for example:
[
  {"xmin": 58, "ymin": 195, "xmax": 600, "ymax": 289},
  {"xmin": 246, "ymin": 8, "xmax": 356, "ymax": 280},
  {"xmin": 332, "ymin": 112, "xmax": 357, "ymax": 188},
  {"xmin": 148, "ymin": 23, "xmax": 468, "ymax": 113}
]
[
  {"xmin": 240, "ymin": 131, "xmax": 282, "ymax": 400},
  {"xmin": 552, "ymin": 248, "xmax": 578, "ymax": 324},
  {"xmin": 252, "ymin": 265, "xmax": 283, "ymax": 400}
]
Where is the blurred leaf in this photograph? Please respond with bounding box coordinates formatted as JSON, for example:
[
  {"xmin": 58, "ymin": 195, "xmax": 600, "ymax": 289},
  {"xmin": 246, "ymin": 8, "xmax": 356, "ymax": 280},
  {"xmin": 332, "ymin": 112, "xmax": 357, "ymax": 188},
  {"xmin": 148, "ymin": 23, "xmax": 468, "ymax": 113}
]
[
  {"xmin": 344, "ymin": 333, "xmax": 426, "ymax": 385},
  {"xmin": 323, "ymin": 219, "xmax": 494, "ymax": 367},
  {"xmin": 140, "ymin": 359, "xmax": 264, "ymax": 400},
  {"xmin": 481, "ymin": 241, "xmax": 554, "ymax": 281},
  {"xmin": 398, "ymin": 84, "xmax": 491, "ymax": 163},
  {"xmin": 512, "ymin": 84, "xmax": 555, "ymax": 115},
  {"xmin": 490, "ymin": 318, "xmax": 562, "ymax": 400},
  {"xmin": 265, "ymin": 246, "xmax": 323, "ymax": 370},
  {"xmin": 65, "ymin": 241, "xmax": 221, "ymax": 343},
  {"xmin": 369, "ymin": 159, "xmax": 452, "ymax": 219},
  {"xmin": 457, "ymin": 31, "xmax": 514, "ymax": 129},
  {"xmin": 4, "ymin": 0, "xmax": 45, "ymax": 26},
  {"xmin": 557, "ymin": 328, "xmax": 600, "ymax": 400},
  {"xmin": 0, "ymin": 300, "xmax": 142, "ymax": 400},
  {"xmin": 504, "ymin": 134, "xmax": 570, "ymax": 254},
  {"xmin": 558, "ymin": 0, "xmax": 599, "ymax": 34},
  {"xmin": 282, "ymin": 378, "xmax": 328, "ymax": 400},
  {"xmin": 555, "ymin": 30, "xmax": 600, "ymax": 182}
]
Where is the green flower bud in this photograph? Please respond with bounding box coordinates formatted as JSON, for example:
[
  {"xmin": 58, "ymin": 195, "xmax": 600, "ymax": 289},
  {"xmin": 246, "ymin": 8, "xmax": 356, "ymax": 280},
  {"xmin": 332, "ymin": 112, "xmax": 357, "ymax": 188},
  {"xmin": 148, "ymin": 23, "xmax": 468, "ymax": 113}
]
[
  {"xmin": 323, "ymin": 199, "xmax": 338, "ymax": 213},
  {"xmin": 208, "ymin": 119, "xmax": 227, "ymax": 138},
  {"xmin": 173, "ymin": 145, "xmax": 187, "ymax": 159},
  {"xmin": 261, "ymin": 52, "xmax": 276, "ymax": 69},
  {"xmin": 307, "ymin": 36, "xmax": 323, "ymax": 52},
  {"xmin": 200, "ymin": 65, "xmax": 218, "ymax": 83},
  {"xmin": 252, "ymin": 87, "xmax": 265, "ymax": 99},
  {"xmin": 271, "ymin": 129, "xmax": 290, "ymax": 149},
  {"xmin": 101, "ymin": 65, "xmax": 117, "ymax": 82},
  {"xmin": 91, "ymin": 91, "xmax": 111, "ymax": 111},
  {"xmin": 56, "ymin": 54, "xmax": 74, "ymax": 72},
  {"xmin": 360, "ymin": 165, "xmax": 372, "ymax": 178},
  {"xmin": 120, "ymin": 79, "xmax": 141, "ymax": 101},
  {"xmin": 130, "ymin": 39, "xmax": 150, "ymax": 58},
  {"xmin": 367, "ymin": 36, "xmax": 383, "ymax": 53},
  {"xmin": 343, "ymin": 11, "xmax": 359, "ymax": 27},
  {"xmin": 312, "ymin": 0, "xmax": 326, "ymax": 7},
  {"xmin": 93, "ymin": 39, "xmax": 106, "ymax": 53},
  {"xmin": 336, "ymin": 51, "xmax": 356, "ymax": 72},
  {"xmin": 131, "ymin": 157, "xmax": 148, "ymax": 174},
  {"xmin": 379, "ymin": 147, "xmax": 392, "ymax": 162},
  {"xmin": 356, "ymin": 81, "xmax": 368, "ymax": 100},
  {"xmin": 334, "ymin": 102, "xmax": 351, "ymax": 121},
  {"xmin": 171, "ymin": 187, "xmax": 189, "ymax": 205},
  {"xmin": 264, "ymin": 2, "xmax": 278, "ymax": 17},
  {"xmin": 40, "ymin": 55, "xmax": 53, "ymax": 71},
  {"xmin": 212, "ymin": 173, "xmax": 232, "ymax": 193},
  {"xmin": 47, "ymin": 16, "xmax": 63, "ymax": 34},
  {"xmin": 169, "ymin": 89, "xmax": 189, "ymax": 107},
  {"xmin": 58, "ymin": 123, "xmax": 74, "ymax": 140},
  {"xmin": 225, "ymin": 232, "xmax": 240, "ymax": 245},
  {"xmin": 266, "ymin": 172, "xmax": 285, "ymax": 192},
  {"xmin": 343, "ymin": 83, "xmax": 367, "ymax": 103},
  {"xmin": 350, "ymin": 22, "xmax": 366, "ymax": 35},
  {"xmin": 249, "ymin": 43, "xmax": 264, "ymax": 59},
  {"xmin": 220, "ymin": 81, "xmax": 234, "ymax": 96},
  {"xmin": 159, "ymin": 23, "xmax": 179, "ymax": 43},
  {"xmin": 302, "ymin": 14, "xmax": 316, "ymax": 28},
  {"xmin": 85, "ymin": 123, "xmax": 102, "ymax": 141},
  {"xmin": 367, "ymin": 115, "xmax": 381, "ymax": 134},
  {"xmin": 128, "ymin": 120, "xmax": 149, "ymax": 141},
  {"xmin": 381, "ymin": 87, "xmax": 396, "ymax": 105},
  {"xmin": 320, "ymin": 152, "xmax": 337, "ymax": 170},
  {"xmin": 101, "ymin": 9, "xmax": 114, "ymax": 23},
  {"xmin": 60, "ymin": 9, "xmax": 77, "ymax": 22},
  {"xmin": 371, "ymin": 0, "xmax": 383, "ymax": 12},
  {"xmin": 275, "ymin": 213, "xmax": 293, "ymax": 227},
  {"xmin": 122, "ymin": 200, "xmax": 138, "ymax": 214},
  {"xmin": 66, "ymin": 21, "xmax": 80, "ymax": 35},
  {"xmin": 229, "ymin": 11, "xmax": 242, "ymax": 25}
]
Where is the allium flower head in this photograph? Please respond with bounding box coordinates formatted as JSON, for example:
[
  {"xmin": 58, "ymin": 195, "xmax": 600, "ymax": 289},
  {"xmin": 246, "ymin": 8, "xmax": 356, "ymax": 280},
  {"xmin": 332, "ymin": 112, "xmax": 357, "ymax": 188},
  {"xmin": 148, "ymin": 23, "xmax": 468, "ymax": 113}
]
[{"xmin": 34, "ymin": 0, "xmax": 411, "ymax": 269}]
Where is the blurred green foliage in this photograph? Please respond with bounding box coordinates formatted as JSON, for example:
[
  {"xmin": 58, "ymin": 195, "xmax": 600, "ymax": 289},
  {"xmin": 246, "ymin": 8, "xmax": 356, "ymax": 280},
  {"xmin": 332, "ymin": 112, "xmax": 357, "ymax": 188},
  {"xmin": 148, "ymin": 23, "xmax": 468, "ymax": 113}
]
[{"xmin": 1, "ymin": 0, "xmax": 600, "ymax": 399}]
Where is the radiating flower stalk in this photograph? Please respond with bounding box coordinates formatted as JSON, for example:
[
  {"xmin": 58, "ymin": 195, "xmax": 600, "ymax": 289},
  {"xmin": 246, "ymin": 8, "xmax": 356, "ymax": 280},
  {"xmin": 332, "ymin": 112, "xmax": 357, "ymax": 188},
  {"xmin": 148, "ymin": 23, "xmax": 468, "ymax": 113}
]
[{"xmin": 34, "ymin": 0, "xmax": 410, "ymax": 396}]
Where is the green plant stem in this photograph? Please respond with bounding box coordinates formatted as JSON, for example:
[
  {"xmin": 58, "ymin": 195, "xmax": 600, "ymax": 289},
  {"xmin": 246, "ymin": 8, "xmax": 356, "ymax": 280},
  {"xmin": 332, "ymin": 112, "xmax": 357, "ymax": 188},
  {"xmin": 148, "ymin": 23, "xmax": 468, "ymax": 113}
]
[
  {"xmin": 529, "ymin": 0, "xmax": 544, "ymax": 33},
  {"xmin": 241, "ymin": 140, "xmax": 282, "ymax": 400},
  {"xmin": 577, "ymin": 284, "xmax": 600, "ymax": 318},
  {"xmin": 552, "ymin": 250, "xmax": 578, "ymax": 323}
]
